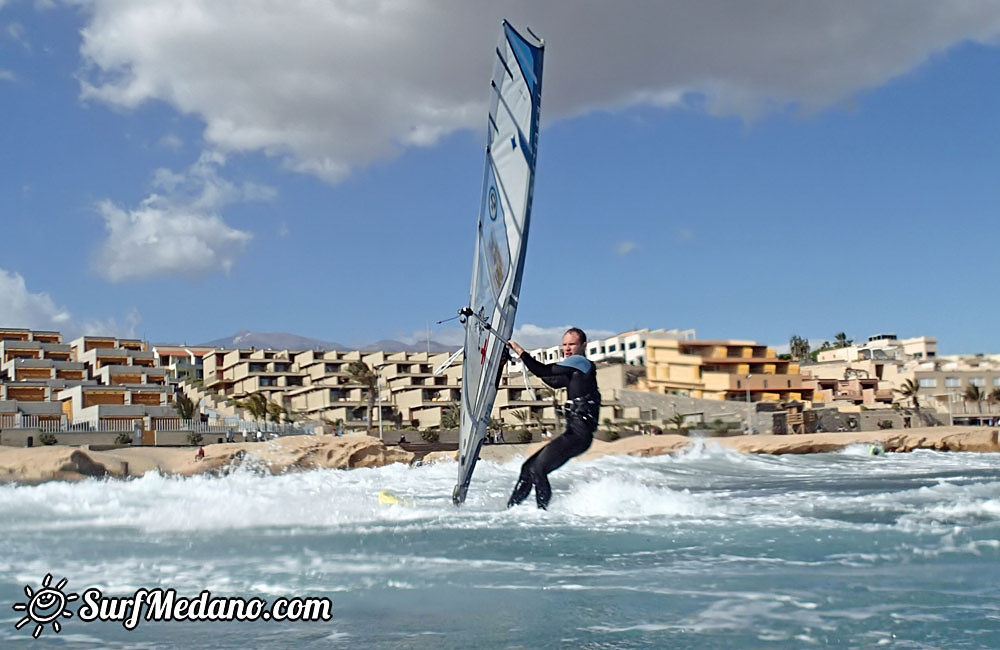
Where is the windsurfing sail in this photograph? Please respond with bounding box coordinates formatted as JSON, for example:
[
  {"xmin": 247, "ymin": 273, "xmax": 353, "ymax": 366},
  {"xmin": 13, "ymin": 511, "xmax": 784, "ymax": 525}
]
[{"xmin": 453, "ymin": 21, "xmax": 544, "ymax": 505}]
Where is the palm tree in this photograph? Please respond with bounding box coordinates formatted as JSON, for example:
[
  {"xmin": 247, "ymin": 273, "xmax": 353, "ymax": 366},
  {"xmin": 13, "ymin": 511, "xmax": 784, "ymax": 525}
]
[
  {"xmin": 668, "ymin": 412, "xmax": 687, "ymax": 433},
  {"xmin": 963, "ymin": 385, "xmax": 985, "ymax": 413},
  {"xmin": 239, "ymin": 393, "xmax": 268, "ymax": 423},
  {"xmin": 346, "ymin": 361, "xmax": 378, "ymax": 433},
  {"xmin": 894, "ymin": 378, "xmax": 921, "ymax": 410},
  {"xmin": 536, "ymin": 386, "xmax": 561, "ymax": 433},
  {"xmin": 789, "ymin": 335, "xmax": 810, "ymax": 362},
  {"xmin": 834, "ymin": 332, "xmax": 852, "ymax": 348},
  {"xmin": 266, "ymin": 401, "xmax": 287, "ymax": 424},
  {"xmin": 440, "ymin": 403, "xmax": 460, "ymax": 430},
  {"xmin": 510, "ymin": 408, "xmax": 530, "ymax": 429},
  {"xmin": 174, "ymin": 392, "xmax": 198, "ymax": 420}
]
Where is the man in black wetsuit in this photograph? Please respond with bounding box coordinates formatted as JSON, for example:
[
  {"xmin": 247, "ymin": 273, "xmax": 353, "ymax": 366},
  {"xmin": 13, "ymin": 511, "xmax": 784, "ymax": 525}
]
[{"xmin": 506, "ymin": 327, "xmax": 600, "ymax": 509}]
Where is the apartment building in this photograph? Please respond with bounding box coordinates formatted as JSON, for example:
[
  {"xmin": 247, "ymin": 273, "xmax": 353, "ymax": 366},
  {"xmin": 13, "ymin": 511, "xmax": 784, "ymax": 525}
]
[
  {"xmin": 0, "ymin": 328, "xmax": 184, "ymax": 430},
  {"xmin": 812, "ymin": 334, "xmax": 938, "ymax": 381},
  {"xmin": 803, "ymin": 375, "xmax": 894, "ymax": 407},
  {"xmin": 802, "ymin": 333, "xmax": 979, "ymax": 412},
  {"xmin": 2, "ymin": 358, "xmax": 87, "ymax": 382},
  {"xmin": 644, "ymin": 337, "xmax": 810, "ymax": 402},
  {"xmin": 56, "ymin": 384, "xmax": 175, "ymax": 428},
  {"xmin": 203, "ymin": 348, "xmax": 307, "ymax": 403},
  {"xmin": 523, "ymin": 328, "xmax": 695, "ymax": 365},
  {"xmin": 281, "ymin": 349, "xmax": 378, "ymax": 425},
  {"xmin": 0, "ymin": 338, "xmax": 73, "ymax": 363},
  {"xmin": 910, "ymin": 355, "xmax": 1000, "ymax": 419},
  {"xmin": 0, "ymin": 327, "xmax": 61, "ymax": 344},
  {"xmin": 152, "ymin": 345, "xmax": 215, "ymax": 381}
]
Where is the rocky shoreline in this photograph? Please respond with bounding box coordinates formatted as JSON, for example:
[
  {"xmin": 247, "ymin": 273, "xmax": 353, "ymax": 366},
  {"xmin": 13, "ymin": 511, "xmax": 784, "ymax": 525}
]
[{"xmin": 0, "ymin": 426, "xmax": 997, "ymax": 484}]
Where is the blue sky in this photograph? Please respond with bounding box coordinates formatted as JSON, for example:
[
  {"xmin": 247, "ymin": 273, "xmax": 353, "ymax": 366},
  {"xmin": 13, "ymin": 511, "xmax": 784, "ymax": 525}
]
[{"xmin": 3, "ymin": 1, "xmax": 1000, "ymax": 353}]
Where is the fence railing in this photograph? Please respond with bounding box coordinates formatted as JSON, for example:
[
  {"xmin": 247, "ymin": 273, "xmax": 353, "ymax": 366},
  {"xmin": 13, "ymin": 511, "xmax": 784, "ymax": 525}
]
[
  {"xmin": 0, "ymin": 415, "xmax": 313, "ymax": 436},
  {"xmin": 0, "ymin": 415, "xmax": 66, "ymax": 432}
]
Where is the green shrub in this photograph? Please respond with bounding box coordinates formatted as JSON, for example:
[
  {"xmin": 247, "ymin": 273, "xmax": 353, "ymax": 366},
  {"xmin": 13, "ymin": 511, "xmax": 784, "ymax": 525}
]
[
  {"xmin": 420, "ymin": 430, "xmax": 440, "ymax": 443},
  {"xmin": 516, "ymin": 429, "xmax": 533, "ymax": 443},
  {"xmin": 39, "ymin": 433, "xmax": 58, "ymax": 446},
  {"xmin": 114, "ymin": 431, "xmax": 132, "ymax": 446},
  {"xmin": 605, "ymin": 429, "xmax": 620, "ymax": 442},
  {"xmin": 186, "ymin": 432, "xmax": 204, "ymax": 446}
]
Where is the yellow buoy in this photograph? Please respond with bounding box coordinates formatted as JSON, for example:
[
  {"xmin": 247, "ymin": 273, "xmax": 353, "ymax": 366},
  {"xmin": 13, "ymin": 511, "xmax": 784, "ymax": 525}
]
[{"xmin": 378, "ymin": 489, "xmax": 413, "ymax": 506}]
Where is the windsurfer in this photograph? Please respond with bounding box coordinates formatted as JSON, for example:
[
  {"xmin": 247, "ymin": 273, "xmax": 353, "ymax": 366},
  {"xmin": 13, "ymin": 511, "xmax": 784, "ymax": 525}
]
[{"xmin": 506, "ymin": 328, "xmax": 600, "ymax": 509}]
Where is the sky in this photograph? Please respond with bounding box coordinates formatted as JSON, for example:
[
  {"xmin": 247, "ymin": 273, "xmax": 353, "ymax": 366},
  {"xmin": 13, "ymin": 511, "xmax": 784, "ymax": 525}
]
[{"xmin": 3, "ymin": 1, "xmax": 1000, "ymax": 353}]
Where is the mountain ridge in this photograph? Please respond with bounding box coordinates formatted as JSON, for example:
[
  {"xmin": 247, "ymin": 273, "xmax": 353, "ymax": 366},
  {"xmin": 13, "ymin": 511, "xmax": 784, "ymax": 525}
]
[{"xmin": 157, "ymin": 329, "xmax": 455, "ymax": 353}]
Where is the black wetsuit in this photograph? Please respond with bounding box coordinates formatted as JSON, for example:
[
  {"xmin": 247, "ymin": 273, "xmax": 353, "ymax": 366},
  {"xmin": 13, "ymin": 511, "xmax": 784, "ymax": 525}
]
[{"xmin": 507, "ymin": 353, "xmax": 600, "ymax": 509}]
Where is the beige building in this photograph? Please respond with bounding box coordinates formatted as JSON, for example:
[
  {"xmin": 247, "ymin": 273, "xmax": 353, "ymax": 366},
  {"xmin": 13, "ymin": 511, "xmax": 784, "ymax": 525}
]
[
  {"xmin": 803, "ymin": 375, "xmax": 894, "ymax": 407},
  {"xmin": 152, "ymin": 345, "xmax": 215, "ymax": 382},
  {"xmin": 910, "ymin": 356, "xmax": 1000, "ymax": 421},
  {"xmin": 526, "ymin": 328, "xmax": 695, "ymax": 366},
  {"xmin": 644, "ymin": 337, "xmax": 810, "ymax": 403},
  {"xmin": 0, "ymin": 328, "xmax": 184, "ymax": 431}
]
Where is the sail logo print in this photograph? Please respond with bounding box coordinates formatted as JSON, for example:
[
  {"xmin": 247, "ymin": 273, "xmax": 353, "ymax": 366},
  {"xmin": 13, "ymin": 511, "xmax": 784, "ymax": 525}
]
[
  {"xmin": 11, "ymin": 575, "xmax": 334, "ymax": 637},
  {"xmin": 488, "ymin": 187, "xmax": 498, "ymax": 220},
  {"xmin": 13, "ymin": 573, "xmax": 78, "ymax": 639}
]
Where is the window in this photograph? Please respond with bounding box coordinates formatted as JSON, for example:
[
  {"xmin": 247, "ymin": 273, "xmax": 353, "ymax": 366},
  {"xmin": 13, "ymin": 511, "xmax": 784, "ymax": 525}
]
[
  {"xmin": 994, "ymin": 377, "xmax": 1000, "ymax": 387},
  {"xmin": 945, "ymin": 377, "xmax": 960, "ymax": 388},
  {"xmin": 918, "ymin": 378, "xmax": 937, "ymax": 388},
  {"xmin": 628, "ymin": 342, "xmax": 637, "ymax": 350},
  {"xmin": 608, "ymin": 344, "xmax": 617, "ymax": 352},
  {"xmin": 970, "ymin": 377, "xmax": 985, "ymax": 387}
]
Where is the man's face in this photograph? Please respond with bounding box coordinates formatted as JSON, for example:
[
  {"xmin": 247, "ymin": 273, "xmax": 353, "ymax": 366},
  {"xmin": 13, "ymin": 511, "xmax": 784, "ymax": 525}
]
[{"xmin": 561, "ymin": 332, "xmax": 585, "ymax": 358}]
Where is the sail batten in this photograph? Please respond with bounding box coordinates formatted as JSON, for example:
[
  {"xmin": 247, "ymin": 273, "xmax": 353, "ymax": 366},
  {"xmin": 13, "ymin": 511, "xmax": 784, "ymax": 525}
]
[{"xmin": 453, "ymin": 21, "xmax": 543, "ymax": 505}]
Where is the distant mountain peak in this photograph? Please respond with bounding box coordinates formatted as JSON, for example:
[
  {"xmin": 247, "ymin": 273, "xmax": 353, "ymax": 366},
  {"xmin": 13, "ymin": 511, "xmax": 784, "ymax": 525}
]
[
  {"xmin": 197, "ymin": 330, "xmax": 346, "ymax": 351},
  {"xmin": 192, "ymin": 330, "xmax": 454, "ymax": 353}
]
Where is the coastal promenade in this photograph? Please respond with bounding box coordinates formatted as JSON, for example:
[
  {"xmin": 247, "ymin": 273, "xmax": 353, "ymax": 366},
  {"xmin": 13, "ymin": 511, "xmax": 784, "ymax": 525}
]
[{"xmin": 1, "ymin": 426, "xmax": 996, "ymax": 484}]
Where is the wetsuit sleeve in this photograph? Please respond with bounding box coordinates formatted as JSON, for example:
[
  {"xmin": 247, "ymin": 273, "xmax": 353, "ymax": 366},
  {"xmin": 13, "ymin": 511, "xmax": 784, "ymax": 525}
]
[{"xmin": 518, "ymin": 352, "xmax": 575, "ymax": 389}]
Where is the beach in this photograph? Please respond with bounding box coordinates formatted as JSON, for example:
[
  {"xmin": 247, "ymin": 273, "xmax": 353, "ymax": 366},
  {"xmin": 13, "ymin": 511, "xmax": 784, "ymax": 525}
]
[{"xmin": 1, "ymin": 425, "xmax": 996, "ymax": 484}]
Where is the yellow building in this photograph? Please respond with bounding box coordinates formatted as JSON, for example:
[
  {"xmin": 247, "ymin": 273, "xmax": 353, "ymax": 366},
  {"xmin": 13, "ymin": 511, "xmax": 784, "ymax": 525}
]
[{"xmin": 645, "ymin": 337, "xmax": 810, "ymax": 402}]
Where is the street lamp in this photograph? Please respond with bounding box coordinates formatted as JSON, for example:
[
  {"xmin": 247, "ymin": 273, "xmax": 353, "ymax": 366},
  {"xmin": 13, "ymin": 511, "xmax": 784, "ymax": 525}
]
[
  {"xmin": 375, "ymin": 363, "xmax": 389, "ymax": 441},
  {"xmin": 745, "ymin": 374, "xmax": 752, "ymax": 433}
]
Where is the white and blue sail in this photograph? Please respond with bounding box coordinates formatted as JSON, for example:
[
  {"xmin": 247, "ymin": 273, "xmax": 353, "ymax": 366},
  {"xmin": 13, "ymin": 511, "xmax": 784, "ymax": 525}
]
[{"xmin": 454, "ymin": 21, "xmax": 544, "ymax": 505}]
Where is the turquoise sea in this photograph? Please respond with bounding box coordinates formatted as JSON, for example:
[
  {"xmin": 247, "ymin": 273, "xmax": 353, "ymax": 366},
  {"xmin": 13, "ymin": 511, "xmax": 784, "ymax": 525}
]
[{"xmin": 2, "ymin": 442, "xmax": 999, "ymax": 649}]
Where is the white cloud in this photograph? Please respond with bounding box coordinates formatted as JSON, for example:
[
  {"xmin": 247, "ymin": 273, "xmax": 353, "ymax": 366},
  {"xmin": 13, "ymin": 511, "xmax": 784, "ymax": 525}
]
[
  {"xmin": 0, "ymin": 69, "xmax": 14, "ymax": 82},
  {"xmin": 71, "ymin": 1, "xmax": 1000, "ymax": 183},
  {"xmin": 415, "ymin": 323, "xmax": 619, "ymax": 350},
  {"xmin": 0, "ymin": 268, "xmax": 142, "ymax": 338},
  {"xmin": 79, "ymin": 308, "xmax": 142, "ymax": 339},
  {"xmin": 0, "ymin": 268, "xmax": 72, "ymax": 330},
  {"xmin": 157, "ymin": 133, "xmax": 183, "ymax": 151},
  {"xmin": 513, "ymin": 323, "xmax": 616, "ymax": 350},
  {"xmin": 616, "ymin": 241, "xmax": 637, "ymax": 256},
  {"xmin": 94, "ymin": 152, "xmax": 271, "ymax": 281}
]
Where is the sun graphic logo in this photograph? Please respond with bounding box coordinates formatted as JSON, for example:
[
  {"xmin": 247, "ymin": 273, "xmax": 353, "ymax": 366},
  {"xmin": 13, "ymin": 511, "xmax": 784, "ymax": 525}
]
[{"xmin": 12, "ymin": 573, "xmax": 78, "ymax": 639}]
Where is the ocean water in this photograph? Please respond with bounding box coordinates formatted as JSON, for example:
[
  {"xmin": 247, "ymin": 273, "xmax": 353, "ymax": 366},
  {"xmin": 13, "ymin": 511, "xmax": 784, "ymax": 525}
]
[{"xmin": 1, "ymin": 443, "xmax": 999, "ymax": 649}]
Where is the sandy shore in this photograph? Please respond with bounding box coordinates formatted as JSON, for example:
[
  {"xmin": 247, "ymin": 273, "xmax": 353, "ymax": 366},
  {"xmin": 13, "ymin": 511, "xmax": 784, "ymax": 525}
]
[{"xmin": 1, "ymin": 426, "xmax": 997, "ymax": 484}]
